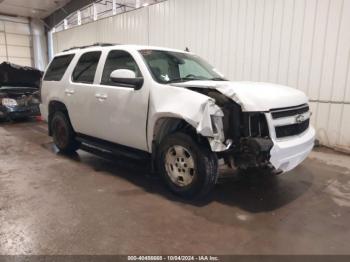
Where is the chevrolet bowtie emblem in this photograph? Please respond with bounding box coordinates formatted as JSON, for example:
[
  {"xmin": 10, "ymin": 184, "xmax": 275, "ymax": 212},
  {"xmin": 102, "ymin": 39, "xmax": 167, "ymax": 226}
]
[{"xmin": 295, "ymin": 114, "xmax": 305, "ymax": 123}]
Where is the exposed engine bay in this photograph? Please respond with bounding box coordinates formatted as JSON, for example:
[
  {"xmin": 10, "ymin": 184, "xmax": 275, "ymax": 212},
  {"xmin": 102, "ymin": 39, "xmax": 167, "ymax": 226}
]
[
  {"xmin": 0, "ymin": 62, "xmax": 42, "ymax": 120},
  {"xmin": 186, "ymin": 86, "xmax": 274, "ymax": 170}
]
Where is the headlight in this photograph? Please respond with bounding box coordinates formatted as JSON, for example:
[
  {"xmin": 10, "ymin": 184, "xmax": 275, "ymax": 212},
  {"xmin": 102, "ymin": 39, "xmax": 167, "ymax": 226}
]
[
  {"xmin": 207, "ymin": 101, "xmax": 225, "ymax": 141},
  {"xmin": 2, "ymin": 98, "xmax": 18, "ymax": 107}
]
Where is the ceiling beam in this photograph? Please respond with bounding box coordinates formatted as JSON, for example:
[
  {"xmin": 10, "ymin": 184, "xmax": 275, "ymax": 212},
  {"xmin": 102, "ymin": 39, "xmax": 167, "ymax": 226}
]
[{"xmin": 44, "ymin": 0, "xmax": 94, "ymax": 30}]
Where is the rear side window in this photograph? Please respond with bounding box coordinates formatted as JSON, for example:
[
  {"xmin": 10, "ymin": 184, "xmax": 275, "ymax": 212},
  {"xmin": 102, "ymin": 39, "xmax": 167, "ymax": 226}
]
[
  {"xmin": 44, "ymin": 54, "xmax": 74, "ymax": 81},
  {"xmin": 101, "ymin": 50, "xmax": 141, "ymax": 86},
  {"xmin": 72, "ymin": 51, "xmax": 101, "ymax": 84}
]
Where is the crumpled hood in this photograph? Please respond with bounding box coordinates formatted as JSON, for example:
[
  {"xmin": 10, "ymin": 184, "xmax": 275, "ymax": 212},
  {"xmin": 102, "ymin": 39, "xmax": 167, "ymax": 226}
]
[{"xmin": 172, "ymin": 81, "xmax": 309, "ymax": 111}]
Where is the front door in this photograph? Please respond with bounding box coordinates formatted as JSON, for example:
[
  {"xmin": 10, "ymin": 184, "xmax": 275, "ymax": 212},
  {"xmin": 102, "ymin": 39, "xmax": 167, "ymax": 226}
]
[{"xmin": 90, "ymin": 49, "xmax": 149, "ymax": 151}]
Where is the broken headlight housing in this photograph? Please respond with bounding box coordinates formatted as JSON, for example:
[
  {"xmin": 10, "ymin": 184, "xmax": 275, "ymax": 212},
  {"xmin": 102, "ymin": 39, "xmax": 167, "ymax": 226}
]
[
  {"xmin": 207, "ymin": 101, "xmax": 233, "ymax": 152},
  {"xmin": 207, "ymin": 101, "xmax": 224, "ymax": 139},
  {"xmin": 2, "ymin": 98, "xmax": 18, "ymax": 107},
  {"xmin": 242, "ymin": 112, "xmax": 270, "ymax": 138},
  {"xmin": 210, "ymin": 115, "xmax": 224, "ymax": 140}
]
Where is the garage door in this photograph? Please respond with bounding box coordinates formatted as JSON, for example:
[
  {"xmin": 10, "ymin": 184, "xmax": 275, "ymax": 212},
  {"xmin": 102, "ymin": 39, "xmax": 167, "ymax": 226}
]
[{"xmin": 0, "ymin": 17, "xmax": 33, "ymax": 67}]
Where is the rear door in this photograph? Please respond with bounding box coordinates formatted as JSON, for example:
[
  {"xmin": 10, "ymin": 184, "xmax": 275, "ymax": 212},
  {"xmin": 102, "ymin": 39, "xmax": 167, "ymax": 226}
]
[
  {"xmin": 41, "ymin": 54, "xmax": 75, "ymax": 121},
  {"xmin": 66, "ymin": 51, "xmax": 101, "ymax": 135},
  {"xmin": 90, "ymin": 49, "xmax": 149, "ymax": 151}
]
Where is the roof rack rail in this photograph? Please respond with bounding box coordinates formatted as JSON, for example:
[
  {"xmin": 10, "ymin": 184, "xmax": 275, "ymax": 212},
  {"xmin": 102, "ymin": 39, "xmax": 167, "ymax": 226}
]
[{"xmin": 62, "ymin": 43, "xmax": 118, "ymax": 52}]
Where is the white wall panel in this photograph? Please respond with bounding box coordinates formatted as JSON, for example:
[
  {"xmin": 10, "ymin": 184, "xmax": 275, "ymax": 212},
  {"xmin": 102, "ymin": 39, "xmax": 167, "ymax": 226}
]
[
  {"xmin": 339, "ymin": 0, "xmax": 350, "ymax": 103},
  {"xmin": 97, "ymin": 8, "xmax": 148, "ymax": 45},
  {"xmin": 276, "ymin": 0, "xmax": 294, "ymax": 85},
  {"xmin": 54, "ymin": 8, "xmax": 149, "ymax": 53},
  {"xmin": 318, "ymin": 0, "xmax": 343, "ymax": 102},
  {"xmin": 52, "ymin": 32, "xmax": 58, "ymax": 54},
  {"xmin": 55, "ymin": 22, "xmax": 98, "ymax": 52},
  {"xmin": 0, "ymin": 46, "xmax": 6, "ymax": 57},
  {"xmin": 298, "ymin": 0, "xmax": 317, "ymax": 95},
  {"xmin": 327, "ymin": 104, "xmax": 343, "ymax": 146},
  {"xmin": 339, "ymin": 105, "xmax": 350, "ymax": 148},
  {"xmin": 4, "ymin": 21, "xmax": 31, "ymax": 35},
  {"xmin": 6, "ymin": 34, "xmax": 31, "ymax": 46},
  {"xmin": 8, "ymin": 57, "xmax": 32, "ymax": 67},
  {"xmin": 0, "ymin": 32, "xmax": 5, "ymax": 44},
  {"xmin": 53, "ymin": 0, "xmax": 350, "ymax": 150},
  {"xmin": 258, "ymin": 0, "xmax": 275, "ymax": 82},
  {"xmin": 7, "ymin": 45, "xmax": 31, "ymax": 58},
  {"xmin": 0, "ymin": 16, "xmax": 33, "ymax": 67}
]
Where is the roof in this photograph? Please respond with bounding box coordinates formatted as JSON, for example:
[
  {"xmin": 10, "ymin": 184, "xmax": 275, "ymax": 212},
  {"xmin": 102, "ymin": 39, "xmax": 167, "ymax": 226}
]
[{"xmin": 56, "ymin": 43, "xmax": 190, "ymax": 56}]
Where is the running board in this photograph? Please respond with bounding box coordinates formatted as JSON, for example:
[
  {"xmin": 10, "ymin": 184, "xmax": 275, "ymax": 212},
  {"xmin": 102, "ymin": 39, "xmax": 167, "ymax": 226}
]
[{"xmin": 76, "ymin": 134, "xmax": 151, "ymax": 160}]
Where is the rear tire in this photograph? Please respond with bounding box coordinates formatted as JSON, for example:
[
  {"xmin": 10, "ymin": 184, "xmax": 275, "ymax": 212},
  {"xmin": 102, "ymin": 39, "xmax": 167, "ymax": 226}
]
[
  {"xmin": 157, "ymin": 132, "xmax": 218, "ymax": 198},
  {"xmin": 51, "ymin": 111, "xmax": 80, "ymax": 153}
]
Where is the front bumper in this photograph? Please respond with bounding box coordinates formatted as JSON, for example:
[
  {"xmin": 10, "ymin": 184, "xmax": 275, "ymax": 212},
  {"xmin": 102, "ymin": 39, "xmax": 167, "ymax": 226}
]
[
  {"xmin": 0, "ymin": 104, "xmax": 41, "ymax": 120},
  {"xmin": 269, "ymin": 126, "xmax": 315, "ymax": 172}
]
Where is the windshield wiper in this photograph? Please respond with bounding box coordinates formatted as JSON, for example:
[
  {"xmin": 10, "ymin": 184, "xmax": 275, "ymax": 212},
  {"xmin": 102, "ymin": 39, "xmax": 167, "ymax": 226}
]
[
  {"xmin": 166, "ymin": 76, "xmax": 226, "ymax": 84},
  {"xmin": 166, "ymin": 77, "xmax": 203, "ymax": 84},
  {"xmin": 210, "ymin": 77, "xmax": 227, "ymax": 81}
]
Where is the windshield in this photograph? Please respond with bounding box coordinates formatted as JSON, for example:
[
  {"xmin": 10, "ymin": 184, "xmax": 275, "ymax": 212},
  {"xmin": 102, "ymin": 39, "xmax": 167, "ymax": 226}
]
[{"xmin": 139, "ymin": 50, "xmax": 227, "ymax": 84}]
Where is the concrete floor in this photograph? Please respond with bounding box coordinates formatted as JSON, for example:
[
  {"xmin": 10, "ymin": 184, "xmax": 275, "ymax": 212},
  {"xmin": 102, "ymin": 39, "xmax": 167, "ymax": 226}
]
[{"xmin": 1, "ymin": 120, "xmax": 350, "ymax": 255}]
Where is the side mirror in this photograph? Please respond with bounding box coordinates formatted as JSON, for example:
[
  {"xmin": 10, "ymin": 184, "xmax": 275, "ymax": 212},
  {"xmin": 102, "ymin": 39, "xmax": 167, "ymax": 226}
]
[{"xmin": 110, "ymin": 69, "xmax": 143, "ymax": 90}]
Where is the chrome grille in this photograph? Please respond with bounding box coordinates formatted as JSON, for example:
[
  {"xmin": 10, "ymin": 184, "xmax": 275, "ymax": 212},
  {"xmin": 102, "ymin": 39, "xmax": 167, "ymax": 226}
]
[
  {"xmin": 271, "ymin": 104, "xmax": 309, "ymax": 119},
  {"xmin": 269, "ymin": 104, "xmax": 310, "ymax": 138}
]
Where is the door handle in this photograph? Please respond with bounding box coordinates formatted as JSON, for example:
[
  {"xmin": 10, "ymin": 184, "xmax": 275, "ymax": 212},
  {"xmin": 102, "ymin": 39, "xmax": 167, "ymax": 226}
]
[
  {"xmin": 95, "ymin": 93, "xmax": 108, "ymax": 101},
  {"xmin": 65, "ymin": 89, "xmax": 75, "ymax": 95}
]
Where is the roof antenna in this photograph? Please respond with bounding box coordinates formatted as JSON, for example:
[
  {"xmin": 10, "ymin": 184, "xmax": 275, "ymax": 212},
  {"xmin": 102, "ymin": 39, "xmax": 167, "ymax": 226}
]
[{"xmin": 185, "ymin": 47, "xmax": 190, "ymax": 52}]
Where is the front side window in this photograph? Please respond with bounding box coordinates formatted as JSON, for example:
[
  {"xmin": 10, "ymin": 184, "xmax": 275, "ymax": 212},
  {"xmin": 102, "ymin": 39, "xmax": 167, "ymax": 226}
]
[
  {"xmin": 101, "ymin": 50, "xmax": 141, "ymax": 86},
  {"xmin": 44, "ymin": 54, "xmax": 74, "ymax": 81},
  {"xmin": 139, "ymin": 50, "xmax": 226, "ymax": 84},
  {"xmin": 72, "ymin": 51, "xmax": 101, "ymax": 84}
]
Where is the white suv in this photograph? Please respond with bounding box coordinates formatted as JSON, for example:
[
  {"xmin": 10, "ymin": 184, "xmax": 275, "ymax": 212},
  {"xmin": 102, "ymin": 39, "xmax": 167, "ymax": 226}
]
[{"xmin": 40, "ymin": 43, "xmax": 315, "ymax": 198}]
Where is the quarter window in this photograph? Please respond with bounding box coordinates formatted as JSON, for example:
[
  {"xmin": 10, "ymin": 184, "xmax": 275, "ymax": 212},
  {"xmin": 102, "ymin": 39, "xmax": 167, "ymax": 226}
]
[
  {"xmin": 72, "ymin": 51, "xmax": 101, "ymax": 84},
  {"xmin": 44, "ymin": 54, "xmax": 74, "ymax": 81},
  {"xmin": 101, "ymin": 50, "xmax": 141, "ymax": 86}
]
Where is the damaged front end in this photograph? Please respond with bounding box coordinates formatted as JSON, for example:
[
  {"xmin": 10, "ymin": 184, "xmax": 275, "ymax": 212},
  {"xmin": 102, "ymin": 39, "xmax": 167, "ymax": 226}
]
[
  {"xmin": 0, "ymin": 87, "xmax": 41, "ymax": 120},
  {"xmin": 232, "ymin": 112, "xmax": 273, "ymax": 169},
  {"xmin": 186, "ymin": 87, "xmax": 274, "ymax": 170}
]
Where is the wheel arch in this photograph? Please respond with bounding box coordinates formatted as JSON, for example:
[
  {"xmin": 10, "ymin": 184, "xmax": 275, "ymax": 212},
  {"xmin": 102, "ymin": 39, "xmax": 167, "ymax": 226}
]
[
  {"xmin": 149, "ymin": 115, "xmax": 212, "ymax": 175},
  {"xmin": 150, "ymin": 116, "xmax": 211, "ymax": 155},
  {"xmin": 152, "ymin": 117, "xmax": 191, "ymax": 146}
]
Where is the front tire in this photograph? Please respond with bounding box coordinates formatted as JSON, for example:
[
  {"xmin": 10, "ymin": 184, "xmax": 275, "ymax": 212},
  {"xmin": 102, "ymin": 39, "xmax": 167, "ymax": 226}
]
[
  {"xmin": 51, "ymin": 111, "xmax": 80, "ymax": 153},
  {"xmin": 157, "ymin": 132, "xmax": 218, "ymax": 198}
]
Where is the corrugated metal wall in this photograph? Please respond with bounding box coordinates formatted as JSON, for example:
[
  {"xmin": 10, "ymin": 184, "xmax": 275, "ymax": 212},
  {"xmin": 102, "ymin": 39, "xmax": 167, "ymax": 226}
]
[
  {"xmin": 0, "ymin": 16, "xmax": 33, "ymax": 67},
  {"xmin": 52, "ymin": 8, "xmax": 149, "ymax": 52},
  {"xmin": 52, "ymin": 0, "xmax": 350, "ymax": 150}
]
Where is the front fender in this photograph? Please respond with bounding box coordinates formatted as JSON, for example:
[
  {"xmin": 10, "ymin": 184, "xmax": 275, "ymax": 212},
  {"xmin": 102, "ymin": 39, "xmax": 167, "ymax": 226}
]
[{"xmin": 147, "ymin": 84, "xmax": 226, "ymax": 152}]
